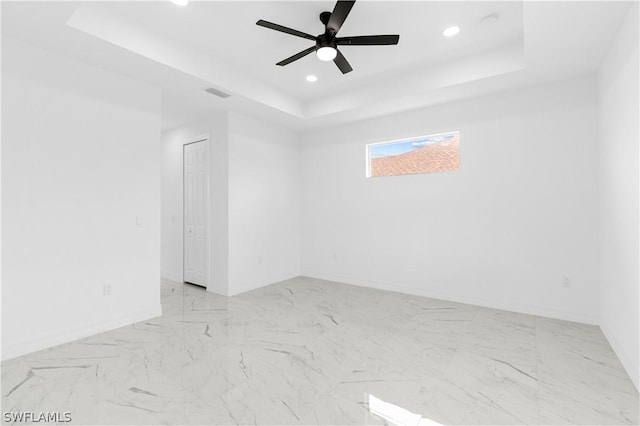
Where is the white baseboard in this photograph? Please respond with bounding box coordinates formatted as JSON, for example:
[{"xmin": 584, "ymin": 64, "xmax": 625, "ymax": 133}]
[
  {"xmin": 600, "ymin": 322, "xmax": 639, "ymax": 391},
  {"xmin": 1, "ymin": 305, "xmax": 162, "ymax": 362},
  {"xmin": 228, "ymin": 272, "xmax": 301, "ymax": 296},
  {"xmin": 161, "ymin": 272, "xmax": 182, "ymax": 283},
  {"xmin": 301, "ymin": 271, "xmax": 599, "ymax": 325}
]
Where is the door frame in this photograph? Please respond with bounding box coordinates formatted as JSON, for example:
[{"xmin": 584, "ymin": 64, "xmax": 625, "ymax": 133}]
[{"xmin": 182, "ymin": 134, "xmax": 210, "ymax": 288}]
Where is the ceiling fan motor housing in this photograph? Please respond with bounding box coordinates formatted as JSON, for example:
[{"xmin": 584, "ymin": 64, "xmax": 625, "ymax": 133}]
[{"xmin": 316, "ymin": 33, "xmax": 337, "ymax": 50}]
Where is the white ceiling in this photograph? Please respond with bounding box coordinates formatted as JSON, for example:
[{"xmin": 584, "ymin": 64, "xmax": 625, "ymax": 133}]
[
  {"xmin": 1, "ymin": 1, "xmax": 632, "ymax": 131},
  {"xmin": 99, "ymin": 1, "xmax": 525, "ymax": 101}
]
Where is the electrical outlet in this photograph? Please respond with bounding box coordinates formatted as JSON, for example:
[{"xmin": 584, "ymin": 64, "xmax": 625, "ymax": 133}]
[
  {"xmin": 258, "ymin": 256, "xmax": 264, "ymax": 264},
  {"xmin": 333, "ymin": 253, "xmax": 338, "ymax": 261},
  {"xmin": 562, "ymin": 276, "xmax": 571, "ymax": 288},
  {"xmin": 103, "ymin": 283, "xmax": 112, "ymax": 296}
]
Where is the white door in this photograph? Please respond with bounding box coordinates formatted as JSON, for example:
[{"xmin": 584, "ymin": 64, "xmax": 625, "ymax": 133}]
[{"xmin": 184, "ymin": 140, "xmax": 208, "ymax": 287}]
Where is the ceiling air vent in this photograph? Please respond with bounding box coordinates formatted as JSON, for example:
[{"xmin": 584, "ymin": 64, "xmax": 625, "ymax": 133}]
[{"xmin": 205, "ymin": 87, "xmax": 230, "ymax": 99}]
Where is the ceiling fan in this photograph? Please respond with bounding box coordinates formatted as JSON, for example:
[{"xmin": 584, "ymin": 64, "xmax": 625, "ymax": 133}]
[{"xmin": 256, "ymin": 0, "xmax": 399, "ymax": 74}]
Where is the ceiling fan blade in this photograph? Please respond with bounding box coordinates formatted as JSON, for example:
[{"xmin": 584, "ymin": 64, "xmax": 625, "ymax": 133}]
[
  {"xmin": 256, "ymin": 19, "xmax": 316, "ymax": 41},
  {"xmin": 337, "ymin": 34, "xmax": 400, "ymax": 46},
  {"xmin": 327, "ymin": 1, "xmax": 356, "ymax": 35},
  {"xmin": 333, "ymin": 49, "xmax": 353, "ymax": 74},
  {"xmin": 276, "ymin": 46, "xmax": 317, "ymax": 66}
]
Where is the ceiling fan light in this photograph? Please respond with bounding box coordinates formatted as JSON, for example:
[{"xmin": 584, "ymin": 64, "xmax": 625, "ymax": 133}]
[{"xmin": 317, "ymin": 46, "xmax": 337, "ymax": 61}]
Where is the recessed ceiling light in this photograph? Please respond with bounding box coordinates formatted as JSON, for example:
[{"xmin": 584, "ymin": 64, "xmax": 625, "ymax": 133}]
[
  {"xmin": 442, "ymin": 26, "xmax": 460, "ymax": 37},
  {"xmin": 171, "ymin": 0, "xmax": 188, "ymax": 6},
  {"xmin": 306, "ymin": 75, "xmax": 318, "ymax": 83}
]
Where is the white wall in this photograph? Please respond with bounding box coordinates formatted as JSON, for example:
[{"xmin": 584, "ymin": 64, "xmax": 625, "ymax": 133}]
[
  {"xmin": 161, "ymin": 115, "xmax": 229, "ymax": 295},
  {"xmin": 597, "ymin": 3, "xmax": 639, "ymax": 390},
  {"xmin": 2, "ymin": 38, "xmax": 162, "ymax": 360},
  {"xmin": 301, "ymin": 76, "xmax": 600, "ymax": 324},
  {"xmin": 227, "ymin": 113, "xmax": 301, "ymax": 295},
  {"xmin": 161, "ymin": 112, "xmax": 300, "ymax": 296}
]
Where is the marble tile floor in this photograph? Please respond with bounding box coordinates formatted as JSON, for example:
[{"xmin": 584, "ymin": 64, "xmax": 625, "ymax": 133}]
[{"xmin": 2, "ymin": 276, "xmax": 638, "ymax": 425}]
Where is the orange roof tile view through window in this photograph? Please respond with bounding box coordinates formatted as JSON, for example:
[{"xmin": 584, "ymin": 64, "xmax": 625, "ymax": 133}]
[{"xmin": 367, "ymin": 131, "xmax": 460, "ymax": 177}]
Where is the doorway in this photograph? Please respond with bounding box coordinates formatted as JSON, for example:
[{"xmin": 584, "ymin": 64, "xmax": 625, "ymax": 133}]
[{"xmin": 183, "ymin": 138, "xmax": 209, "ymax": 288}]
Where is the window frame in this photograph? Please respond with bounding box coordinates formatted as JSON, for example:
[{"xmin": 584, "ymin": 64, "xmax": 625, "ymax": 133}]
[{"xmin": 365, "ymin": 130, "xmax": 460, "ymax": 178}]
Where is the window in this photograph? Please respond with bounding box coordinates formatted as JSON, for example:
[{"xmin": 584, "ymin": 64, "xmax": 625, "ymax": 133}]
[{"xmin": 366, "ymin": 131, "xmax": 460, "ymax": 177}]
